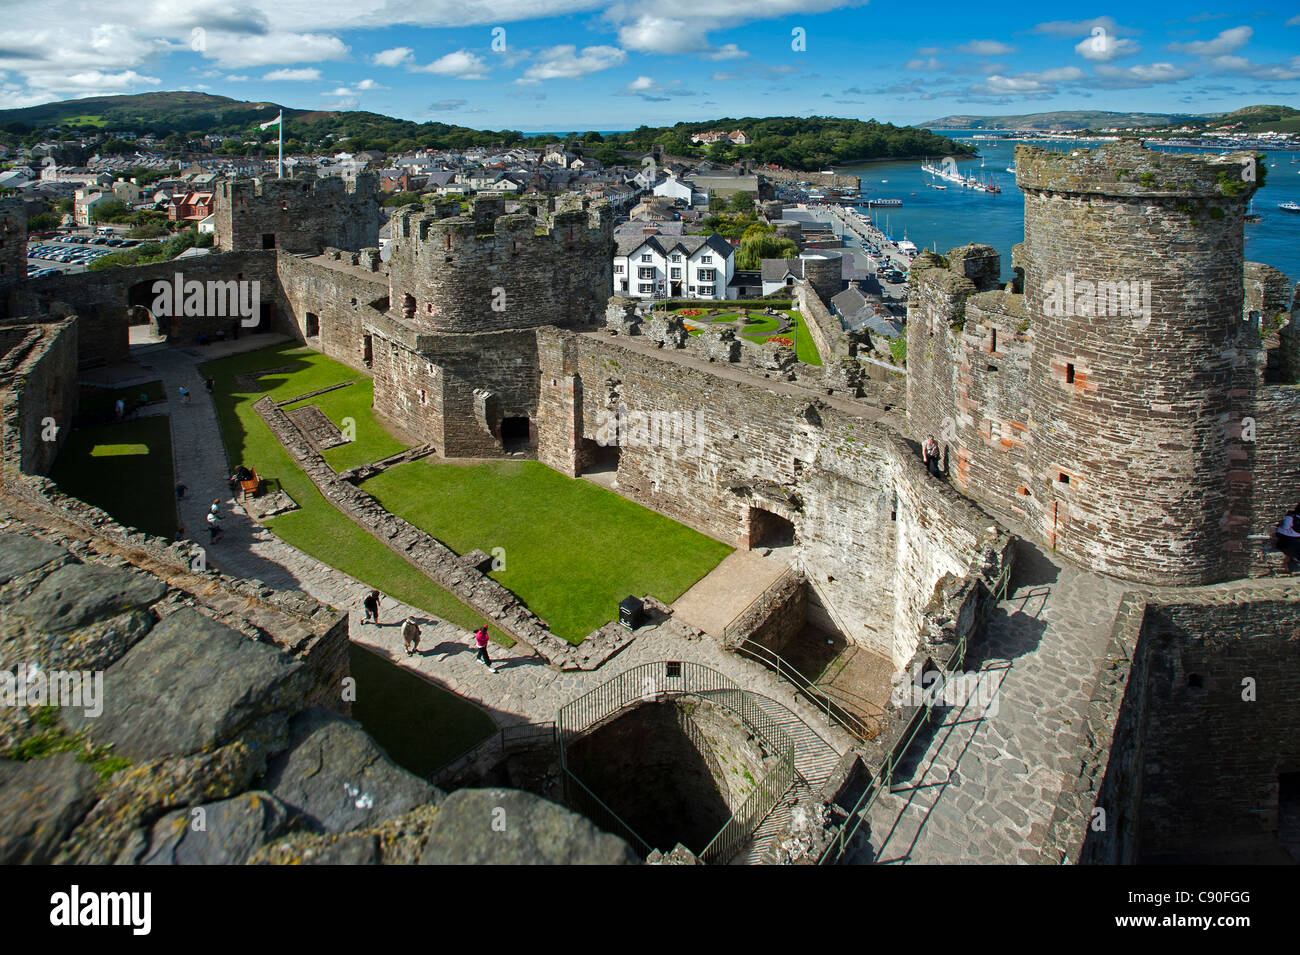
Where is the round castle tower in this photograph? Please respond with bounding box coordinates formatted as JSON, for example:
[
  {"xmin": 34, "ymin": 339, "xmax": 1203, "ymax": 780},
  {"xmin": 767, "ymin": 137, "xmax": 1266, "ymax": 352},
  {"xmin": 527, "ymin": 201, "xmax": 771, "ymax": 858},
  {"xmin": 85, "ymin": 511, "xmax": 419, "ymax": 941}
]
[
  {"xmin": 800, "ymin": 250, "xmax": 842, "ymax": 302},
  {"xmin": 386, "ymin": 194, "xmax": 613, "ymax": 334},
  {"xmin": 1016, "ymin": 141, "xmax": 1258, "ymax": 584}
]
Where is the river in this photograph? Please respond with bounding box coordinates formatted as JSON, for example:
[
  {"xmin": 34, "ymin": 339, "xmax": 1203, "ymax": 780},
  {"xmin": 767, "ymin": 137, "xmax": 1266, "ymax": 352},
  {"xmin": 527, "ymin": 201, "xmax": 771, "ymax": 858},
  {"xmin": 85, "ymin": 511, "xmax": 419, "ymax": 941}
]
[{"xmin": 836, "ymin": 132, "xmax": 1300, "ymax": 285}]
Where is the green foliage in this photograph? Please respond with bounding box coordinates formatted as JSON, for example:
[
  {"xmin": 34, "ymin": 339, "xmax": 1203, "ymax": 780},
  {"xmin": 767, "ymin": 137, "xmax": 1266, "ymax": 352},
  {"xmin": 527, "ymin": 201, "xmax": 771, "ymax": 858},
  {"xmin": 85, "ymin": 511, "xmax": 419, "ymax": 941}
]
[
  {"xmin": 889, "ymin": 337, "xmax": 907, "ymax": 365},
  {"xmin": 735, "ymin": 233, "xmax": 799, "ymax": 270},
  {"xmin": 1215, "ymin": 171, "xmax": 1249, "ymax": 198},
  {"xmin": 27, "ymin": 212, "xmax": 60, "ymax": 231},
  {"xmin": 89, "ymin": 198, "xmax": 131, "ymax": 223},
  {"xmin": 382, "ymin": 191, "xmax": 425, "ymax": 207},
  {"xmin": 0, "ymin": 709, "xmax": 131, "ymax": 783},
  {"xmin": 606, "ymin": 116, "xmax": 975, "ymax": 171},
  {"xmin": 728, "ymin": 191, "xmax": 754, "ymax": 213},
  {"xmin": 88, "ymin": 228, "xmax": 210, "ymax": 270}
]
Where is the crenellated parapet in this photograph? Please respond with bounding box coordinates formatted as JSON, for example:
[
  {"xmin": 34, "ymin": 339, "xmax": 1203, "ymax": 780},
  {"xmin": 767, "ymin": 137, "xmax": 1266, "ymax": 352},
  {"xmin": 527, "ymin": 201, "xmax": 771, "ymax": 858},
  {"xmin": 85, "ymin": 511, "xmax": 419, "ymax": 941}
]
[
  {"xmin": 215, "ymin": 172, "xmax": 380, "ymax": 254},
  {"xmin": 386, "ymin": 195, "xmax": 612, "ymax": 334}
]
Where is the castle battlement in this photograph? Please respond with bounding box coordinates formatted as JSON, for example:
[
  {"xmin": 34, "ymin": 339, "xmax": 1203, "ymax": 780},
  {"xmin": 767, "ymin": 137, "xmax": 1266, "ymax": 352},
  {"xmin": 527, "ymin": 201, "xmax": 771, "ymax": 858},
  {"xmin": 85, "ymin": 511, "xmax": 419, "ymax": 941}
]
[
  {"xmin": 215, "ymin": 173, "xmax": 380, "ymax": 254},
  {"xmin": 385, "ymin": 197, "xmax": 612, "ymax": 335},
  {"xmin": 1015, "ymin": 141, "xmax": 1259, "ymax": 200}
]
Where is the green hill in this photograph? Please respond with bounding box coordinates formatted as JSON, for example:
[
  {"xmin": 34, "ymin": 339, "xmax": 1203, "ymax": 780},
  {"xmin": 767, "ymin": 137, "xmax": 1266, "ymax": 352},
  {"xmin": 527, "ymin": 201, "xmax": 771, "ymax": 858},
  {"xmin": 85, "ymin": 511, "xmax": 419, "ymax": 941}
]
[
  {"xmin": 923, "ymin": 110, "xmax": 1214, "ymax": 131},
  {"xmin": 605, "ymin": 116, "xmax": 974, "ymax": 170}
]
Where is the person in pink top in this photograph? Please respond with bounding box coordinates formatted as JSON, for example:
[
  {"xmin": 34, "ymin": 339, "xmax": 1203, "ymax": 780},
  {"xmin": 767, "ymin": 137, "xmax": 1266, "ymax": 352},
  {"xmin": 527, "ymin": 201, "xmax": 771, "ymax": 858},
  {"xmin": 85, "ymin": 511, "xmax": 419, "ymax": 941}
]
[{"xmin": 472, "ymin": 627, "xmax": 496, "ymax": 672}]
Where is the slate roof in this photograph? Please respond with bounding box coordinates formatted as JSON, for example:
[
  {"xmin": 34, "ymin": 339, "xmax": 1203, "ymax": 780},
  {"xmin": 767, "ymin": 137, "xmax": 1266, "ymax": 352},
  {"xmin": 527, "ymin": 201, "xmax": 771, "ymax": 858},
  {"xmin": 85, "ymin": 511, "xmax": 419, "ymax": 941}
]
[{"xmin": 615, "ymin": 232, "xmax": 734, "ymax": 259}]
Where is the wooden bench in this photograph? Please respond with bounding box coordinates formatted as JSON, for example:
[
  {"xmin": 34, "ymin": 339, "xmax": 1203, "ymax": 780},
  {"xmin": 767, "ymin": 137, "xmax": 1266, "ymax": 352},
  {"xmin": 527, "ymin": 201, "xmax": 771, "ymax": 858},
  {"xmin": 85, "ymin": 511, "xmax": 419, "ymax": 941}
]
[{"xmin": 233, "ymin": 468, "xmax": 260, "ymax": 501}]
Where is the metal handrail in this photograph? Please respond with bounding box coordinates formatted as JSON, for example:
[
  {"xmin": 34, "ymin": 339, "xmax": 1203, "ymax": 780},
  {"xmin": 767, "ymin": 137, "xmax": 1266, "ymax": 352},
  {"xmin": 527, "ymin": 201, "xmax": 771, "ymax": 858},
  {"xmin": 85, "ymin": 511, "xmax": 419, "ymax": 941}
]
[
  {"xmin": 816, "ymin": 626, "xmax": 973, "ymax": 864},
  {"xmin": 733, "ymin": 640, "xmax": 880, "ymax": 741},
  {"xmin": 557, "ymin": 661, "xmax": 799, "ymax": 864},
  {"xmin": 721, "ymin": 566, "xmax": 800, "ymax": 644}
]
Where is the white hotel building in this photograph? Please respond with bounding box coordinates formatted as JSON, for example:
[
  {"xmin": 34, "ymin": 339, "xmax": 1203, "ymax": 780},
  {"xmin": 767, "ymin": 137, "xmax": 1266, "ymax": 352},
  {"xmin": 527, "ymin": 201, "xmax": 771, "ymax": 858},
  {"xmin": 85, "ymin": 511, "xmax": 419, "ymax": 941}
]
[{"xmin": 613, "ymin": 233, "xmax": 736, "ymax": 300}]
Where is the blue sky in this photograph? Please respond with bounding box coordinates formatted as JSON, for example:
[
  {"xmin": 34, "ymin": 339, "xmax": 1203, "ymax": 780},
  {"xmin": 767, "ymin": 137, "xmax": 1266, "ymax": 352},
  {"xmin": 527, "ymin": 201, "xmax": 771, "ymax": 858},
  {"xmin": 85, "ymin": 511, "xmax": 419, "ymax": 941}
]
[{"xmin": 0, "ymin": 3, "xmax": 1297, "ymax": 128}]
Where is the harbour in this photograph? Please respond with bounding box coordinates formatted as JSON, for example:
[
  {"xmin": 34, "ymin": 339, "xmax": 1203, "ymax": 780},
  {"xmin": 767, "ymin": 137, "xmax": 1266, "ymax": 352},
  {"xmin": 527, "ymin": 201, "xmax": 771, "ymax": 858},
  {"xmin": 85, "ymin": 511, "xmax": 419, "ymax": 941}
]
[{"xmin": 830, "ymin": 132, "xmax": 1300, "ymax": 283}]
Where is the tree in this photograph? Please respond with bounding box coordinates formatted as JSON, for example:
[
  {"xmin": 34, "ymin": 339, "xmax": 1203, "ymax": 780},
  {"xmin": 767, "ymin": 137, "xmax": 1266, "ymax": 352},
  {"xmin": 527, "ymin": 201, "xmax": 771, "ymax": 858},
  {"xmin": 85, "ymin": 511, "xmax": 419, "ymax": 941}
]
[
  {"xmin": 735, "ymin": 234, "xmax": 798, "ymax": 270},
  {"xmin": 728, "ymin": 191, "xmax": 754, "ymax": 214}
]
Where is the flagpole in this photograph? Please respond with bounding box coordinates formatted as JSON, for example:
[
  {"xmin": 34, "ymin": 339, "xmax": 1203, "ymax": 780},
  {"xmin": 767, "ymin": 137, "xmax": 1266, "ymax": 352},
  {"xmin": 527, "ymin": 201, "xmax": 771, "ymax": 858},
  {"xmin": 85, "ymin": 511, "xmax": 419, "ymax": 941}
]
[{"xmin": 278, "ymin": 111, "xmax": 283, "ymax": 179}]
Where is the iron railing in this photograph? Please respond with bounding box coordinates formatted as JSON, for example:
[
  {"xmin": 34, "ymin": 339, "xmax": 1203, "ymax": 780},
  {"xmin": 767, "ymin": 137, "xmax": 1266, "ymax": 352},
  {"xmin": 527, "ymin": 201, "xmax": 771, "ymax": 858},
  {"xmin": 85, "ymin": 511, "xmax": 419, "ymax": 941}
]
[
  {"xmin": 557, "ymin": 661, "xmax": 798, "ymax": 864},
  {"xmin": 815, "ymin": 624, "xmax": 973, "ymax": 864},
  {"xmin": 733, "ymin": 640, "xmax": 881, "ymax": 742}
]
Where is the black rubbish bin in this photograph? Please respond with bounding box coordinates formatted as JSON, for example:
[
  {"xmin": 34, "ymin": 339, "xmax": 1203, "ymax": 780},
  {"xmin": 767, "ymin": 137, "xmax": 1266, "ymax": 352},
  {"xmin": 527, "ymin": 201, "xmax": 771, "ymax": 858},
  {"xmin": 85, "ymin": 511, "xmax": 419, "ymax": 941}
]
[{"xmin": 618, "ymin": 596, "xmax": 645, "ymax": 631}]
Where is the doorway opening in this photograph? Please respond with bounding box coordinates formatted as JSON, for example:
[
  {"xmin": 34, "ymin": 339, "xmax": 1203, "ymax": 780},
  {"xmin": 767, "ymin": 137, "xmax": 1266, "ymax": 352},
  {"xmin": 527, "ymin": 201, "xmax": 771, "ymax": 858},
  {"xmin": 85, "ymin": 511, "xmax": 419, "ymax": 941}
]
[{"xmin": 501, "ymin": 416, "xmax": 531, "ymax": 453}]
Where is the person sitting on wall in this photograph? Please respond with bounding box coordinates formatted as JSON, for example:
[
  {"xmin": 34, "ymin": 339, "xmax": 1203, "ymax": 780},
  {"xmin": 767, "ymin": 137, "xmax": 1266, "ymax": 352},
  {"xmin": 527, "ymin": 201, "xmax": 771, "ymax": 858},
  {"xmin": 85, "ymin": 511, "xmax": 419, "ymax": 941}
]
[
  {"xmin": 1276, "ymin": 509, "xmax": 1300, "ymax": 573},
  {"xmin": 922, "ymin": 435, "xmax": 942, "ymax": 477}
]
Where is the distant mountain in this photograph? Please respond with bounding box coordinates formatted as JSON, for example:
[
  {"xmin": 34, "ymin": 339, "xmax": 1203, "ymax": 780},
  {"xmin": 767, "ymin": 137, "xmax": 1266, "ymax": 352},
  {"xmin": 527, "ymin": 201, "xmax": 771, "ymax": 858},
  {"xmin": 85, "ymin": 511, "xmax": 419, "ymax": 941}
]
[
  {"xmin": 1169, "ymin": 104, "xmax": 1300, "ymax": 134},
  {"xmin": 0, "ymin": 91, "xmax": 528, "ymax": 151},
  {"xmin": 922, "ymin": 110, "xmax": 1215, "ymax": 131}
]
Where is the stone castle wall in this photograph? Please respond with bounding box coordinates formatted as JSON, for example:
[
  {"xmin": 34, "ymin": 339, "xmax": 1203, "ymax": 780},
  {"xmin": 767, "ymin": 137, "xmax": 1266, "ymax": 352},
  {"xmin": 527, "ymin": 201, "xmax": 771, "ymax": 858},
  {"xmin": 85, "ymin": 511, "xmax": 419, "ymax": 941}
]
[
  {"xmin": 1059, "ymin": 580, "xmax": 1300, "ymax": 864},
  {"xmin": 0, "ymin": 198, "xmax": 27, "ymax": 293},
  {"xmin": 906, "ymin": 143, "xmax": 1287, "ymax": 587},
  {"xmin": 386, "ymin": 195, "xmax": 612, "ymax": 335},
  {"xmin": 215, "ymin": 173, "xmax": 381, "ymax": 255},
  {"xmin": 0, "ymin": 318, "xmax": 78, "ymax": 479},
  {"xmin": 536, "ymin": 327, "xmax": 1010, "ymax": 665}
]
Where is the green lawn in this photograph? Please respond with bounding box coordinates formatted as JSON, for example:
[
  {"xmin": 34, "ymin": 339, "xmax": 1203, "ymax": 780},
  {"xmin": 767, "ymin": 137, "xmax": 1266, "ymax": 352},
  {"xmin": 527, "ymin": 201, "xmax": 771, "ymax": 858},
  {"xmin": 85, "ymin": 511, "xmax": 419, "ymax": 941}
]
[
  {"xmin": 363, "ymin": 459, "xmax": 733, "ymax": 644},
  {"xmin": 198, "ymin": 344, "xmax": 514, "ymax": 646},
  {"xmin": 347, "ymin": 643, "xmax": 494, "ymax": 775},
  {"xmin": 50, "ymin": 416, "xmax": 178, "ymax": 538},
  {"xmin": 672, "ymin": 307, "xmax": 822, "ymax": 365}
]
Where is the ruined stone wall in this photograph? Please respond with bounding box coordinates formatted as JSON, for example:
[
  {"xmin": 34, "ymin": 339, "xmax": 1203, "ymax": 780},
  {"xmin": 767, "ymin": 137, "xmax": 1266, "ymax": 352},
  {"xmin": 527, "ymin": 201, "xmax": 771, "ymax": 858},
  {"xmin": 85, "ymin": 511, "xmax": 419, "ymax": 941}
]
[
  {"xmin": 726, "ymin": 569, "xmax": 806, "ymax": 655},
  {"xmin": 386, "ymin": 196, "xmax": 612, "ymax": 334},
  {"xmin": 215, "ymin": 174, "xmax": 381, "ymax": 254},
  {"xmin": 0, "ymin": 318, "xmax": 77, "ymax": 478},
  {"xmin": 537, "ymin": 328, "xmax": 1007, "ymax": 665},
  {"xmin": 0, "ymin": 198, "xmax": 26, "ymax": 294},
  {"xmin": 276, "ymin": 255, "xmax": 388, "ymax": 373},
  {"xmin": 371, "ymin": 327, "xmax": 542, "ymax": 456},
  {"xmin": 7, "ymin": 252, "xmax": 283, "ymax": 366},
  {"xmin": 1063, "ymin": 580, "xmax": 1300, "ymax": 864},
  {"xmin": 950, "ymin": 290, "xmax": 1033, "ymax": 526},
  {"xmin": 1246, "ymin": 385, "xmax": 1300, "ymax": 576}
]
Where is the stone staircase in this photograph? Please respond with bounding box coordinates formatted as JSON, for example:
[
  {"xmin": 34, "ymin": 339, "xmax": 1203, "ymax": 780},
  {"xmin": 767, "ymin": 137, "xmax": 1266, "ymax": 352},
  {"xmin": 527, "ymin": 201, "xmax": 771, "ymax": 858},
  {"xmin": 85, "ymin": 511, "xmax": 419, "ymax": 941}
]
[{"xmin": 729, "ymin": 693, "xmax": 844, "ymax": 864}]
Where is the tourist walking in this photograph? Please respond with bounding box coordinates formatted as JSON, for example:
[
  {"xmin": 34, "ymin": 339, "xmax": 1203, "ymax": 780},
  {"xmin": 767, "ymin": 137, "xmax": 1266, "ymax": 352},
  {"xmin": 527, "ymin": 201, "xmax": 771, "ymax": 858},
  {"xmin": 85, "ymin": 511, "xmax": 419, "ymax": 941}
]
[
  {"xmin": 204, "ymin": 376, "xmax": 215, "ymax": 394},
  {"xmin": 175, "ymin": 481, "xmax": 187, "ymax": 500},
  {"xmin": 113, "ymin": 398, "xmax": 125, "ymax": 420},
  {"xmin": 401, "ymin": 617, "xmax": 421, "ymax": 655},
  {"xmin": 362, "ymin": 590, "xmax": 382, "ymax": 625},
  {"xmin": 1276, "ymin": 509, "xmax": 1300, "ymax": 573},
  {"xmin": 206, "ymin": 509, "xmax": 223, "ymax": 543},
  {"xmin": 179, "ymin": 386, "xmax": 191, "ymax": 405},
  {"xmin": 472, "ymin": 626, "xmax": 495, "ymax": 672},
  {"xmin": 210, "ymin": 498, "xmax": 221, "ymax": 517},
  {"xmin": 922, "ymin": 435, "xmax": 942, "ymax": 477}
]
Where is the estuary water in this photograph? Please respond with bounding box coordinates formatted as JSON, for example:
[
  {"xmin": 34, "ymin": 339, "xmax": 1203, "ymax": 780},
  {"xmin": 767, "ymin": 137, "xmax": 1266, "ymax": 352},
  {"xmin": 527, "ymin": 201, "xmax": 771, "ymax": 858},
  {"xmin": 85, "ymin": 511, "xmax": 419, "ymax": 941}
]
[{"xmin": 837, "ymin": 131, "xmax": 1300, "ymax": 285}]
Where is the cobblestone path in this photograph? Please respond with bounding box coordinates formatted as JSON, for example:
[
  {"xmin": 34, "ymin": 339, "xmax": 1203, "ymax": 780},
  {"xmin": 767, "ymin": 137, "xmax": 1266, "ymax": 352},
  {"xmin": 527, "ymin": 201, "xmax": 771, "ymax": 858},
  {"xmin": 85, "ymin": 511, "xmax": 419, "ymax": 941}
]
[{"xmin": 862, "ymin": 542, "xmax": 1127, "ymax": 864}]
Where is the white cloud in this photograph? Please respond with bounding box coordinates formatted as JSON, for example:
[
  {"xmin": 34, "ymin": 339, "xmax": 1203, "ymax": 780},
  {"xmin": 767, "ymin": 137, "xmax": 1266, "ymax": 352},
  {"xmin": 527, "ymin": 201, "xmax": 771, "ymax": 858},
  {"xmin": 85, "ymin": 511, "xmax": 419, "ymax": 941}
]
[
  {"xmin": 1094, "ymin": 62, "xmax": 1194, "ymax": 86},
  {"xmin": 905, "ymin": 57, "xmax": 945, "ymax": 71},
  {"xmin": 201, "ymin": 32, "xmax": 349, "ymax": 69},
  {"xmin": 412, "ymin": 50, "xmax": 488, "ymax": 79},
  {"xmin": 354, "ymin": 78, "xmax": 381, "ymax": 90},
  {"xmin": 626, "ymin": 75, "xmax": 656, "ymax": 91},
  {"xmin": 24, "ymin": 69, "xmax": 162, "ymax": 94},
  {"xmin": 516, "ymin": 45, "xmax": 626, "ymax": 83},
  {"xmin": 1208, "ymin": 54, "xmax": 1300, "ymax": 81},
  {"xmin": 262, "ymin": 67, "xmax": 322, "ymax": 81},
  {"xmin": 372, "ymin": 47, "xmax": 414, "ymax": 68},
  {"xmin": 956, "ymin": 40, "xmax": 1016, "ymax": 56},
  {"xmin": 1030, "ymin": 16, "xmax": 1134, "ymax": 37},
  {"xmin": 1075, "ymin": 33, "xmax": 1140, "ymax": 62},
  {"xmin": 1167, "ymin": 26, "xmax": 1252, "ymax": 56}
]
